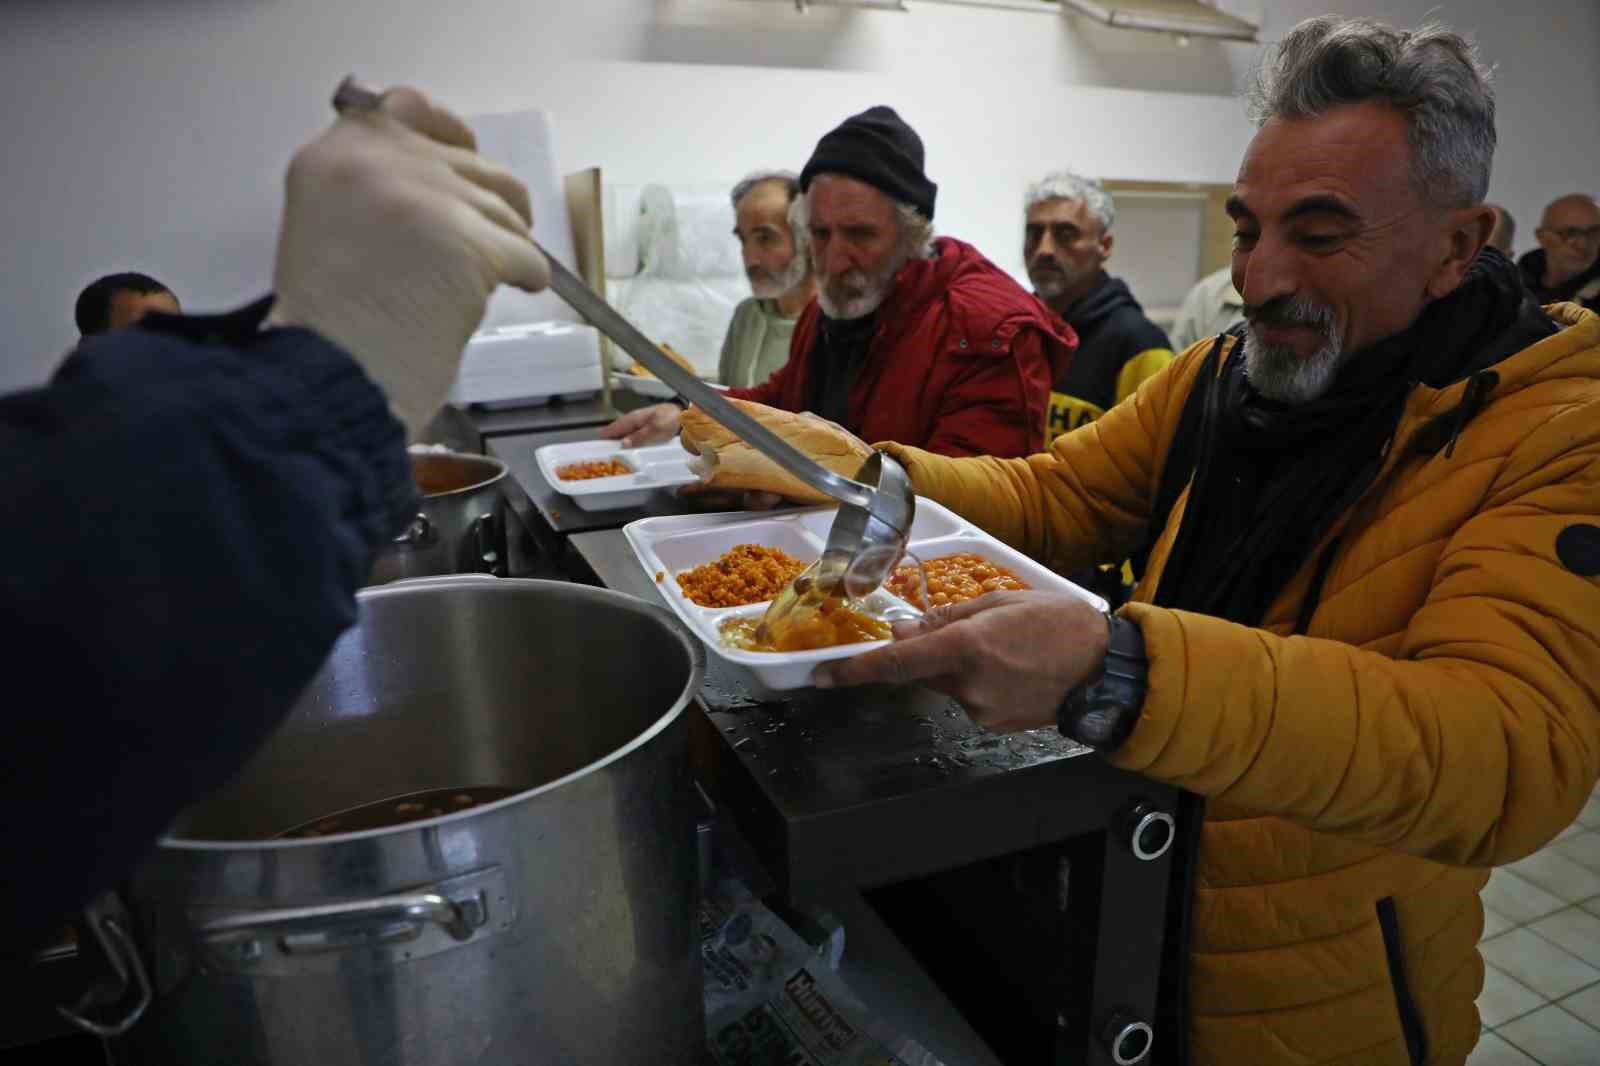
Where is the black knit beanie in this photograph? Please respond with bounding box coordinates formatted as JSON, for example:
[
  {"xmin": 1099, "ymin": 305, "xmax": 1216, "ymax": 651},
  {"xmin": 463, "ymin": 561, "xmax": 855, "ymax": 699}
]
[{"xmin": 798, "ymin": 106, "xmax": 938, "ymax": 220}]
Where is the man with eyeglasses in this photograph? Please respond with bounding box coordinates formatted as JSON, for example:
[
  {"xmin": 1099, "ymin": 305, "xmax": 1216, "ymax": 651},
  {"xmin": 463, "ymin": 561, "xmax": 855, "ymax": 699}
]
[{"xmin": 1520, "ymin": 192, "xmax": 1600, "ymax": 311}]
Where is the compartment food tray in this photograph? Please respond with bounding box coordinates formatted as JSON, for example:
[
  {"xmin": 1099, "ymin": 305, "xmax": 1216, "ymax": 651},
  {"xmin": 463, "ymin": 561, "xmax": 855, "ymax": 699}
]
[
  {"xmin": 535, "ymin": 439, "xmax": 699, "ymax": 511},
  {"xmin": 623, "ymin": 499, "xmax": 1107, "ymax": 691}
]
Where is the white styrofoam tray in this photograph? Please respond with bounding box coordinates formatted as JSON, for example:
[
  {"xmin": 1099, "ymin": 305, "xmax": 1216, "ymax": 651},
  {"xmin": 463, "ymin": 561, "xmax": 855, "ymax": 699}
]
[
  {"xmin": 624, "ymin": 499, "xmax": 1107, "ymax": 691},
  {"xmin": 535, "ymin": 439, "xmax": 699, "ymax": 511}
]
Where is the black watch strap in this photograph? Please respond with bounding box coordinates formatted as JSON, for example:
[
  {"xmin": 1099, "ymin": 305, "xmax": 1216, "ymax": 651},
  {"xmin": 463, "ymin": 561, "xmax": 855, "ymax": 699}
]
[{"xmin": 1057, "ymin": 611, "xmax": 1148, "ymax": 752}]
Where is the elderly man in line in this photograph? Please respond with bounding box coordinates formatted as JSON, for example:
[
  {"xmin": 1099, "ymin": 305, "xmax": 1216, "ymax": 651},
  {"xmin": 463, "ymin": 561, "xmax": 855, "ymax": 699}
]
[
  {"xmin": 1025, "ymin": 171, "xmax": 1173, "ymax": 439},
  {"xmin": 606, "ymin": 106, "xmax": 1074, "ymax": 459},
  {"xmin": 717, "ymin": 170, "xmax": 816, "ymax": 389},
  {"xmin": 1519, "ymin": 192, "xmax": 1600, "ymax": 312},
  {"xmin": 823, "ymin": 17, "xmax": 1600, "ymax": 1066}
]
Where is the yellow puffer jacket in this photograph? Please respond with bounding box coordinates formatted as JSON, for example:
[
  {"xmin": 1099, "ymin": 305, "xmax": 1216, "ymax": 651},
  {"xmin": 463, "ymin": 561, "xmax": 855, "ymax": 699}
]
[{"xmin": 882, "ymin": 304, "xmax": 1600, "ymax": 1066}]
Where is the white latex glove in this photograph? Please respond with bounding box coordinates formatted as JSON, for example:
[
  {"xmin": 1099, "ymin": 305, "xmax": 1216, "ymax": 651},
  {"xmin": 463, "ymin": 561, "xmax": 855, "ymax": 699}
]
[{"xmin": 268, "ymin": 84, "xmax": 550, "ymax": 434}]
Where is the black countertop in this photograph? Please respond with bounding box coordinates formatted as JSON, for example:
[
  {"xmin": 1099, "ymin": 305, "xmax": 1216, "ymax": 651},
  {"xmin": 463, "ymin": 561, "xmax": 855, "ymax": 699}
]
[{"xmin": 425, "ymin": 391, "xmax": 659, "ymax": 455}]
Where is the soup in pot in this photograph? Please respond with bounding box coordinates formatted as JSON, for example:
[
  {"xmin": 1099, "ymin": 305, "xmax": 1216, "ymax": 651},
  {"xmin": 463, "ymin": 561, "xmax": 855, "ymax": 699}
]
[{"xmin": 273, "ymin": 785, "xmax": 522, "ymax": 838}]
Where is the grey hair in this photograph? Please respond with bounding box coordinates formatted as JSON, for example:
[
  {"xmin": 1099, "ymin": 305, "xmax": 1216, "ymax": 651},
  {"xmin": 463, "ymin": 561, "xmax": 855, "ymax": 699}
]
[
  {"xmin": 788, "ymin": 183, "xmax": 937, "ymax": 262},
  {"xmin": 729, "ymin": 170, "xmax": 801, "ymax": 212},
  {"xmin": 1025, "ymin": 171, "xmax": 1114, "ymax": 233},
  {"xmin": 733, "ymin": 169, "xmax": 809, "ymax": 263},
  {"xmin": 1246, "ymin": 15, "xmax": 1496, "ymax": 209},
  {"xmin": 893, "ymin": 202, "xmax": 937, "ymax": 260}
]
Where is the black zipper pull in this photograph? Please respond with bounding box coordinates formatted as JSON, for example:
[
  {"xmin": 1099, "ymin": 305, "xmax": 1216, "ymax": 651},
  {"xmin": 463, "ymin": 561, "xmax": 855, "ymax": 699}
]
[{"xmin": 1443, "ymin": 369, "xmax": 1499, "ymax": 458}]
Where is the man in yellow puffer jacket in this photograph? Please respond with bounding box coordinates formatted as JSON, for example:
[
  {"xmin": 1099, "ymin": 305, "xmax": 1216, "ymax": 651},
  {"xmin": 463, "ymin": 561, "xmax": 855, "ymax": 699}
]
[{"xmin": 816, "ymin": 16, "xmax": 1600, "ymax": 1066}]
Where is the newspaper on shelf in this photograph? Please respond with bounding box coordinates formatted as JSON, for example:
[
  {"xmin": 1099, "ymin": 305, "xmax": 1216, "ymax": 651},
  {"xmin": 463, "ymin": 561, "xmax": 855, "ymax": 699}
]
[{"xmin": 702, "ymin": 880, "xmax": 946, "ymax": 1066}]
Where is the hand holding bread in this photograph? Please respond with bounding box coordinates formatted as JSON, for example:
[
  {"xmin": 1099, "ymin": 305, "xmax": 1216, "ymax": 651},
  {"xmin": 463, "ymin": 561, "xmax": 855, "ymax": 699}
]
[{"xmin": 678, "ymin": 399, "xmax": 874, "ymax": 505}]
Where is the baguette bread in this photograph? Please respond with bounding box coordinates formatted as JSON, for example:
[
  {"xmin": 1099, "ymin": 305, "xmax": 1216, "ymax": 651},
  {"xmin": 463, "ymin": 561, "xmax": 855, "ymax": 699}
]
[
  {"xmin": 679, "ymin": 399, "xmax": 873, "ymax": 504},
  {"xmin": 627, "ymin": 343, "xmax": 696, "ymax": 378}
]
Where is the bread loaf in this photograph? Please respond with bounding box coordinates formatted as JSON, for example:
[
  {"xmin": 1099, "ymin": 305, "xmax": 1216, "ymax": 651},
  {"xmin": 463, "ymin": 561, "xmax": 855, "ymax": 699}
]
[
  {"xmin": 627, "ymin": 343, "xmax": 696, "ymax": 378},
  {"xmin": 679, "ymin": 399, "xmax": 873, "ymax": 504}
]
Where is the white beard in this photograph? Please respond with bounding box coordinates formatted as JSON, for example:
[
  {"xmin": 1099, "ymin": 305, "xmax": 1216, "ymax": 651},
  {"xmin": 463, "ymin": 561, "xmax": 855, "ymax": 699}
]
[
  {"xmin": 748, "ymin": 253, "xmax": 809, "ymax": 300},
  {"xmin": 1242, "ymin": 325, "xmax": 1349, "ymax": 404},
  {"xmin": 817, "ymin": 250, "xmax": 908, "ymax": 320}
]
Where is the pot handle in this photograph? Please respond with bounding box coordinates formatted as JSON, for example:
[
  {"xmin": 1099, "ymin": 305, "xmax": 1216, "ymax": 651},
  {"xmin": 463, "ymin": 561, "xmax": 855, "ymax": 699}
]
[
  {"xmin": 390, "ymin": 512, "xmax": 435, "ymax": 550},
  {"xmin": 474, "ymin": 512, "xmax": 505, "ymax": 576},
  {"xmin": 58, "ymin": 892, "xmax": 152, "ymax": 1038},
  {"xmin": 190, "ymin": 867, "xmax": 511, "ymax": 974},
  {"xmin": 200, "ymin": 889, "xmax": 486, "ymax": 956}
]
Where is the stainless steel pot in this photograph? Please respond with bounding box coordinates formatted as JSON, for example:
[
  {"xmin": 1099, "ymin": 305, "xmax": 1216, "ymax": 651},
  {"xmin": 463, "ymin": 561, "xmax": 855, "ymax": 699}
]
[
  {"xmin": 124, "ymin": 576, "xmax": 707, "ymax": 1065},
  {"xmin": 370, "ymin": 452, "xmax": 508, "ymax": 585}
]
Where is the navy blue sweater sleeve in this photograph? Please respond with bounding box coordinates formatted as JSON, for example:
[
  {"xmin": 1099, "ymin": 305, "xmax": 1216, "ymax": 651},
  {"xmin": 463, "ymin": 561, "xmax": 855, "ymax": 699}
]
[{"xmin": 1, "ymin": 298, "xmax": 414, "ymax": 945}]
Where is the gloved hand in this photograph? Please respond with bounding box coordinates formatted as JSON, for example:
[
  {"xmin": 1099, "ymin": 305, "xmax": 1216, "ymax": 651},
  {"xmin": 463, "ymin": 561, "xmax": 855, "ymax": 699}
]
[{"xmin": 268, "ymin": 85, "xmax": 550, "ymax": 434}]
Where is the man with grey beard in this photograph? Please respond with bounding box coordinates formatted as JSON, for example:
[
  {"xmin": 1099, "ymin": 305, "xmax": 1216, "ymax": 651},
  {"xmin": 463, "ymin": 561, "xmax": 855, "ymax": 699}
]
[
  {"xmin": 718, "ymin": 171, "xmax": 816, "ymax": 389},
  {"xmin": 606, "ymin": 106, "xmax": 1073, "ymax": 458},
  {"xmin": 820, "ymin": 17, "xmax": 1600, "ymax": 1065}
]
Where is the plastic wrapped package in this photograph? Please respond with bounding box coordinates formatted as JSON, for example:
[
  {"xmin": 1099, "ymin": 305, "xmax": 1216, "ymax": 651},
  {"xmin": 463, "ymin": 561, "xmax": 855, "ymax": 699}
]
[
  {"xmin": 612, "ymin": 183, "xmax": 748, "ymax": 379},
  {"xmin": 604, "ymin": 183, "xmax": 645, "ymax": 280},
  {"xmin": 702, "ymin": 880, "xmax": 947, "ymax": 1066},
  {"xmin": 636, "ymin": 184, "xmax": 745, "ymax": 279}
]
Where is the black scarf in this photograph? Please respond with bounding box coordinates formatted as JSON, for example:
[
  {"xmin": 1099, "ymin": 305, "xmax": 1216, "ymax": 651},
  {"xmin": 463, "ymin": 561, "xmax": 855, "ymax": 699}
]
[
  {"xmin": 808, "ymin": 312, "xmax": 877, "ymax": 427},
  {"xmin": 1151, "ymin": 248, "xmax": 1551, "ymax": 627}
]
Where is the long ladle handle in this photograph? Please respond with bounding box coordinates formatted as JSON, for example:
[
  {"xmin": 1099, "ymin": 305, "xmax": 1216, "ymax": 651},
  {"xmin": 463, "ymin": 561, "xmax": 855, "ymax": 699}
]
[{"xmin": 541, "ymin": 252, "xmax": 872, "ymax": 510}]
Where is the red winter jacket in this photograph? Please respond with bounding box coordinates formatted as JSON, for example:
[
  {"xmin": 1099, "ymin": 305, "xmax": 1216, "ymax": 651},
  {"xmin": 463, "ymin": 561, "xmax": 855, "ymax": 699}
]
[{"xmin": 728, "ymin": 237, "xmax": 1076, "ymax": 457}]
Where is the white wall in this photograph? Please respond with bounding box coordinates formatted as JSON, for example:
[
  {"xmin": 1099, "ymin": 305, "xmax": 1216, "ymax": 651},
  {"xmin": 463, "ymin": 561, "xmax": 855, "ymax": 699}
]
[{"xmin": 3, "ymin": 0, "xmax": 1597, "ymax": 391}]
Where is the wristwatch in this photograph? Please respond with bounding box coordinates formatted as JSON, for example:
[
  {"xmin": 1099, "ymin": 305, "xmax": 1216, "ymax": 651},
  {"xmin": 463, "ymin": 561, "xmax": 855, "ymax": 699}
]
[{"xmin": 1057, "ymin": 610, "xmax": 1149, "ymax": 752}]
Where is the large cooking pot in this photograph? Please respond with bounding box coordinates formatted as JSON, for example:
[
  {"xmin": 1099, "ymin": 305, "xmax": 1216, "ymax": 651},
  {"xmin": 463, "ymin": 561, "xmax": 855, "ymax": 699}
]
[
  {"xmin": 370, "ymin": 451, "xmax": 508, "ymax": 585},
  {"xmin": 124, "ymin": 576, "xmax": 706, "ymax": 1065}
]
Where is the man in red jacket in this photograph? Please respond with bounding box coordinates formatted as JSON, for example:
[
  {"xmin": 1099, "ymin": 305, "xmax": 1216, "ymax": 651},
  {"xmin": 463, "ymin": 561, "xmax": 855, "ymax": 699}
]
[{"xmin": 604, "ymin": 106, "xmax": 1075, "ymax": 461}]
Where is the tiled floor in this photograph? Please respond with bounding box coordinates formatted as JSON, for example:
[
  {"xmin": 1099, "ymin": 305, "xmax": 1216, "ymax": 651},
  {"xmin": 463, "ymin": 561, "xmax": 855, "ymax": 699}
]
[{"xmin": 1467, "ymin": 784, "xmax": 1600, "ymax": 1065}]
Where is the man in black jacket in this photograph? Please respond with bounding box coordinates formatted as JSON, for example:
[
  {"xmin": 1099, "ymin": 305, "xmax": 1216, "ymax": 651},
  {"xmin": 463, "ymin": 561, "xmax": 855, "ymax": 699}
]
[
  {"xmin": 1519, "ymin": 192, "xmax": 1600, "ymax": 311},
  {"xmin": 1, "ymin": 82, "xmax": 550, "ymax": 947},
  {"xmin": 1024, "ymin": 170, "xmax": 1174, "ymax": 440}
]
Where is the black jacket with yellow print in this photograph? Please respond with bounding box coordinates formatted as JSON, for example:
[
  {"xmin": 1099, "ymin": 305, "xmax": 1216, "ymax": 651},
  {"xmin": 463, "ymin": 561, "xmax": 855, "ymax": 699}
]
[{"xmin": 1046, "ymin": 272, "xmax": 1173, "ymax": 439}]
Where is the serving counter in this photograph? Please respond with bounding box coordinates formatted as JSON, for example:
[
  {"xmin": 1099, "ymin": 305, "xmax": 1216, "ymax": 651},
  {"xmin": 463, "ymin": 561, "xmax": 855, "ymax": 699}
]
[
  {"xmin": 484, "ymin": 417, "xmax": 1196, "ymax": 1064},
  {"xmin": 564, "ymin": 526, "xmax": 1191, "ymax": 1065}
]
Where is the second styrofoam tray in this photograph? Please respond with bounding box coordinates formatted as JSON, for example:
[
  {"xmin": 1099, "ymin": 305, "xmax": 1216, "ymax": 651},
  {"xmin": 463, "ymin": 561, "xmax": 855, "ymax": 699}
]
[
  {"xmin": 623, "ymin": 499, "xmax": 1107, "ymax": 691},
  {"xmin": 536, "ymin": 439, "xmax": 698, "ymax": 511}
]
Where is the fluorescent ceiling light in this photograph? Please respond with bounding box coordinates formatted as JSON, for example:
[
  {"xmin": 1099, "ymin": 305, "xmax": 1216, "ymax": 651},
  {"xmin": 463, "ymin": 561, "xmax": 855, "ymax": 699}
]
[
  {"xmin": 766, "ymin": 0, "xmax": 909, "ymax": 10},
  {"xmin": 1057, "ymin": 0, "xmax": 1258, "ymax": 42}
]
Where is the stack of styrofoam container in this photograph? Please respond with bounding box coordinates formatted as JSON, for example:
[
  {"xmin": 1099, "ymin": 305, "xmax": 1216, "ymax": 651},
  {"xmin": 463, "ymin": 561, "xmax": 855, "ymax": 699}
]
[{"xmin": 449, "ymin": 322, "xmax": 603, "ymax": 406}]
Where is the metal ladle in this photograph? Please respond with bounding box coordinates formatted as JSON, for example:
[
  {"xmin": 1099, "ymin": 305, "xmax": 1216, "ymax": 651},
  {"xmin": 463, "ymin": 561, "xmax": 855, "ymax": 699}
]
[{"xmin": 328, "ymin": 77, "xmax": 917, "ymax": 598}]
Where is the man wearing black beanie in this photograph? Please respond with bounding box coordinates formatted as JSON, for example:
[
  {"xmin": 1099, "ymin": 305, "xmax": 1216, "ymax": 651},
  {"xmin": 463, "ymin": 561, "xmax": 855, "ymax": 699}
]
[
  {"xmin": 798, "ymin": 105, "xmax": 938, "ymax": 222},
  {"xmin": 606, "ymin": 105, "xmax": 1076, "ymax": 461}
]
